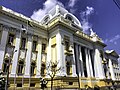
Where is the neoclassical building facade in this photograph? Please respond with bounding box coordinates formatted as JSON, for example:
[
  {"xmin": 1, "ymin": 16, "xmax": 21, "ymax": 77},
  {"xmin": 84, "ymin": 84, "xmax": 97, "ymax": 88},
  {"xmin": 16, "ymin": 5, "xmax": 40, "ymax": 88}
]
[{"xmin": 0, "ymin": 5, "xmax": 120, "ymax": 89}]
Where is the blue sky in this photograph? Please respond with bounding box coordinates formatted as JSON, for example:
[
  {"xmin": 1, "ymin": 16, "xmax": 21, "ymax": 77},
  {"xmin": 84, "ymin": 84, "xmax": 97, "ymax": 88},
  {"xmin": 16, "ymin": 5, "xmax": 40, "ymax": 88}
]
[{"xmin": 0, "ymin": 0, "xmax": 120, "ymax": 54}]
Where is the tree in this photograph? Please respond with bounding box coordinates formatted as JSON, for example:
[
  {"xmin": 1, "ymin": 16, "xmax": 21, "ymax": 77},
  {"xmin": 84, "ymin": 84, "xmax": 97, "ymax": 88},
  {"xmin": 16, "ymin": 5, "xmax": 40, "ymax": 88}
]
[{"xmin": 46, "ymin": 61, "xmax": 63, "ymax": 90}]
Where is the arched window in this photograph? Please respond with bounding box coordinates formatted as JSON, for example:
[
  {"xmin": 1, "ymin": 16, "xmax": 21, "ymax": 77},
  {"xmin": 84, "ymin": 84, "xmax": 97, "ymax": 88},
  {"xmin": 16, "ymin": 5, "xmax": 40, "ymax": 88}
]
[
  {"xmin": 30, "ymin": 62, "xmax": 36, "ymax": 76},
  {"xmin": 41, "ymin": 63, "xmax": 46, "ymax": 76},
  {"xmin": 3, "ymin": 59, "xmax": 9, "ymax": 74},
  {"xmin": 17, "ymin": 61, "xmax": 24, "ymax": 75},
  {"xmin": 44, "ymin": 17, "xmax": 49, "ymax": 23},
  {"xmin": 65, "ymin": 15, "xmax": 73, "ymax": 22}
]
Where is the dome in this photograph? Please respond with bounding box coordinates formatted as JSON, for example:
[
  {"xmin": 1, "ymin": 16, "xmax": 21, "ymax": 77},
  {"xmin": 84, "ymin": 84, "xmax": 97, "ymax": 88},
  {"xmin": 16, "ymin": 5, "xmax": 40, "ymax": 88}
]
[{"xmin": 40, "ymin": 5, "xmax": 81, "ymax": 27}]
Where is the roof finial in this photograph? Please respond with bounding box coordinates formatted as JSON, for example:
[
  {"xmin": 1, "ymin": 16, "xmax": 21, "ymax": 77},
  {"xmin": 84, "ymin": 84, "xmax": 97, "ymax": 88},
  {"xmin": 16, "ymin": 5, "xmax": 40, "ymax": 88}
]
[
  {"xmin": 90, "ymin": 28, "xmax": 96, "ymax": 36},
  {"xmin": 56, "ymin": 4, "xmax": 60, "ymax": 15}
]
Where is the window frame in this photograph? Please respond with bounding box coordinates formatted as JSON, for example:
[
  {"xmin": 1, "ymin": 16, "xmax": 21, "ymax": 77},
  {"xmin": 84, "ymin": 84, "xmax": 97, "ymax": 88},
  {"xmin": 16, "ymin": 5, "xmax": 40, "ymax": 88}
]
[
  {"xmin": 17, "ymin": 61, "xmax": 24, "ymax": 75},
  {"xmin": 8, "ymin": 34, "xmax": 14, "ymax": 45},
  {"xmin": 30, "ymin": 62, "xmax": 36, "ymax": 76},
  {"xmin": 21, "ymin": 37, "xmax": 26, "ymax": 49}
]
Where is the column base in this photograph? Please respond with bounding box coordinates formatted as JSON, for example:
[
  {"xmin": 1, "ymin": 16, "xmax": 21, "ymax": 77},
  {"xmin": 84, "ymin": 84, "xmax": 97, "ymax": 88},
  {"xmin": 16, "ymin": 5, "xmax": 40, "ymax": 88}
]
[
  {"xmin": 72, "ymin": 73, "xmax": 77, "ymax": 77},
  {"xmin": 35, "ymin": 75, "xmax": 41, "ymax": 78},
  {"xmin": 10, "ymin": 73, "xmax": 17, "ymax": 77},
  {"xmin": 24, "ymin": 75, "xmax": 30, "ymax": 78}
]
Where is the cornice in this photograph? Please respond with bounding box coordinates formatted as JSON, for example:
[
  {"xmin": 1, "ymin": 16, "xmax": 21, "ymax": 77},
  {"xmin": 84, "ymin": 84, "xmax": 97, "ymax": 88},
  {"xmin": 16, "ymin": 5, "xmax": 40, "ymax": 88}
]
[{"xmin": 0, "ymin": 6, "xmax": 46, "ymax": 30}]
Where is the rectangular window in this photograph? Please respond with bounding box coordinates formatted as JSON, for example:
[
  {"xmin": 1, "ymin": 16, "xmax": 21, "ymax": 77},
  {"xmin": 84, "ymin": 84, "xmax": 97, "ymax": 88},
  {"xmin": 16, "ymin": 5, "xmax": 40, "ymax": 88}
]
[
  {"xmin": 8, "ymin": 34, "xmax": 14, "ymax": 45},
  {"xmin": 17, "ymin": 61, "xmax": 24, "ymax": 75},
  {"xmin": 42, "ymin": 44, "xmax": 46, "ymax": 52},
  {"xmin": 66, "ymin": 61, "xmax": 72, "ymax": 75},
  {"xmin": 41, "ymin": 63, "xmax": 45, "ymax": 76},
  {"xmin": 21, "ymin": 38, "xmax": 26, "ymax": 49},
  {"xmin": 3, "ymin": 60, "xmax": 9, "ymax": 74},
  {"xmin": 32, "ymin": 41, "xmax": 37, "ymax": 51},
  {"xmin": 30, "ymin": 63, "xmax": 36, "ymax": 76},
  {"xmin": 65, "ymin": 41, "xmax": 69, "ymax": 51},
  {"xmin": 64, "ymin": 35, "xmax": 70, "ymax": 51},
  {"xmin": 17, "ymin": 83, "xmax": 22, "ymax": 87},
  {"xmin": 30, "ymin": 83, "xmax": 35, "ymax": 87}
]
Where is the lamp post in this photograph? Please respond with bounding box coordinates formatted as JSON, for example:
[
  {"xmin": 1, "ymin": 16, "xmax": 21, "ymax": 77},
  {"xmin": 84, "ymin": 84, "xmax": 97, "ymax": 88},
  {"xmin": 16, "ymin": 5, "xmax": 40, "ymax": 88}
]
[
  {"xmin": 0, "ymin": 71, "xmax": 5, "ymax": 90},
  {"xmin": 40, "ymin": 78, "xmax": 47, "ymax": 90},
  {"xmin": 5, "ymin": 49, "xmax": 17, "ymax": 90}
]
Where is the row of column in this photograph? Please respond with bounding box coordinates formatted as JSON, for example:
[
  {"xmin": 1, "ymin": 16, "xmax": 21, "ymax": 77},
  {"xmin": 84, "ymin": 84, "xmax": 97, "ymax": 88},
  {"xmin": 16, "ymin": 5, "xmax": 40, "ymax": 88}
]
[
  {"xmin": 74, "ymin": 44, "xmax": 93, "ymax": 77},
  {"xmin": 53, "ymin": 32, "xmax": 105, "ymax": 79},
  {"xmin": 0, "ymin": 27, "xmax": 43, "ymax": 78},
  {"xmin": 74, "ymin": 43, "xmax": 105, "ymax": 79}
]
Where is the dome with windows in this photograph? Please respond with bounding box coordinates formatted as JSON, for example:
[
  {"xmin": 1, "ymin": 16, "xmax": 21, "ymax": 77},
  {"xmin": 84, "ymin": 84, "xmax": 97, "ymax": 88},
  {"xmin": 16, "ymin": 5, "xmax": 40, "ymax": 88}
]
[{"xmin": 40, "ymin": 5, "xmax": 81, "ymax": 27}]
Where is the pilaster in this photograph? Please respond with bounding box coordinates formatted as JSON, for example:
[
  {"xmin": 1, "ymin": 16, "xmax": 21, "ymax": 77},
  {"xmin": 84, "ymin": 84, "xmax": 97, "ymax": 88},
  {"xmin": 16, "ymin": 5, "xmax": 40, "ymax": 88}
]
[
  {"xmin": 56, "ymin": 33, "xmax": 66, "ymax": 76},
  {"xmin": 46, "ymin": 38, "xmax": 51, "ymax": 77},
  {"xmin": 70, "ymin": 36, "xmax": 77, "ymax": 77},
  {"xmin": 94, "ymin": 48, "xmax": 105, "ymax": 79},
  {"xmin": 109, "ymin": 59, "xmax": 116, "ymax": 80},
  {"xmin": 10, "ymin": 31, "xmax": 21, "ymax": 77},
  {"xmin": 24, "ymin": 35, "xmax": 33, "ymax": 78},
  {"xmin": 0, "ymin": 26, "xmax": 9, "ymax": 70},
  {"xmin": 36, "ymin": 37, "xmax": 42, "ymax": 78}
]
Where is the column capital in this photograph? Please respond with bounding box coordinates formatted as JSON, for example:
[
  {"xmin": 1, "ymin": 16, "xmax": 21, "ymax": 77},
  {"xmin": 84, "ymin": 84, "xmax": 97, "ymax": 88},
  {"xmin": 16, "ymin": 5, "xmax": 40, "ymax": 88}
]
[{"xmin": 2, "ymin": 25, "xmax": 10, "ymax": 31}]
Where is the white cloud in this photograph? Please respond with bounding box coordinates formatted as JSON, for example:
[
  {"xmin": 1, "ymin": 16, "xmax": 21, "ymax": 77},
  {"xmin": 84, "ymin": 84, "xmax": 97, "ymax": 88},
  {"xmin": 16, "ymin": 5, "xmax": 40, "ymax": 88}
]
[
  {"xmin": 68, "ymin": 0, "xmax": 78, "ymax": 14},
  {"xmin": 80, "ymin": 6, "xmax": 94, "ymax": 34},
  {"xmin": 104, "ymin": 35, "xmax": 120, "ymax": 45},
  {"xmin": 68, "ymin": 0, "xmax": 77, "ymax": 8},
  {"xmin": 109, "ymin": 35, "xmax": 120, "ymax": 43},
  {"xmin": 31, "ymin": 0, "xmax": 64, "ymax": 21},
  {"xmin": 31, "ymin": 0, "xmax": 79, "ymax": 22},
  {"xmin": 86, "ymin": 7, "xmax": 94, "ymax": 16},
  {"xmin": 81, "ymin": 21, "xmax": 91, "ymax": 34}
]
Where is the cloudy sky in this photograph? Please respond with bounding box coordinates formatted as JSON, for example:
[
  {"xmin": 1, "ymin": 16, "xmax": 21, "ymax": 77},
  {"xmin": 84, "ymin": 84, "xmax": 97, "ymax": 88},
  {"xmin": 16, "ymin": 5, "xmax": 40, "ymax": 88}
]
[{"xmin": 0, "ymin": 0, "xmax": 120, "ymax": 54}]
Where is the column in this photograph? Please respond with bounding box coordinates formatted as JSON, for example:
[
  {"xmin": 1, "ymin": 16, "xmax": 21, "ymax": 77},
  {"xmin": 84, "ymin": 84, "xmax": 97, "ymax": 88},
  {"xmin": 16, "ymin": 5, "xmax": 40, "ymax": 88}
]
[
  {"xmin": 75, "ymin": 44, "xmax": 81, "ymax": 76},
  {"xmin": 0, "ymin": 26, "xmax": 8, "ymax": 70},
  {"xmin": 88, "ymin": 49, "xmax": 93, "ymax": 77},
  {"xmin": 85, "ymin": 48, "xmax": 91, "ymax": 77},
  {"xmin": 94, "ymin": 48, "xmax": 105, "ymax": 79},
  {"xmin": 109, "ymin": 59, "xmax": 115, "ymax": 80},
  {"xmin": 10, "ymin": 31, "xmax": 21, "ymax": 77},
  {"xmin": 56, "ymin": 33, "xmax": 66, "ymax": 76},
  {"xmin": 70, "ymin": 37, "xmax": 77, "ymax": 77},
  {"xmin": 24, "ymin": 35, "xmax": 32, "ymax": 77},
  {"xmin": 79, "ymin": 45, "xmax": 84, "ymax": 77},
  {"xmin": 36, "ymin": 38, "xmax": 42, "ymax": 77}
]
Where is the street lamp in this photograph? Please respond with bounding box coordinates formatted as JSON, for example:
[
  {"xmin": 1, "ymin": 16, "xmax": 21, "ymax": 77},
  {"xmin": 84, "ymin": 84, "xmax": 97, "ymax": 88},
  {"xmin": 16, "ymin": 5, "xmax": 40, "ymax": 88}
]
[{"xmin": 5, "ymin": 50, "xmax": 17, "ymax": 90}]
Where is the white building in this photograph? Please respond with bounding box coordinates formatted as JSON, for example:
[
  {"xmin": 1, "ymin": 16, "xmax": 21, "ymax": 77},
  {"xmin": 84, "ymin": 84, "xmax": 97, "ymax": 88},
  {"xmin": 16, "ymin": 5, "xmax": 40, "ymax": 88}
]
[{"xmin": 0, "ymin": 5, "xmax": 120, "ymax": 89}]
